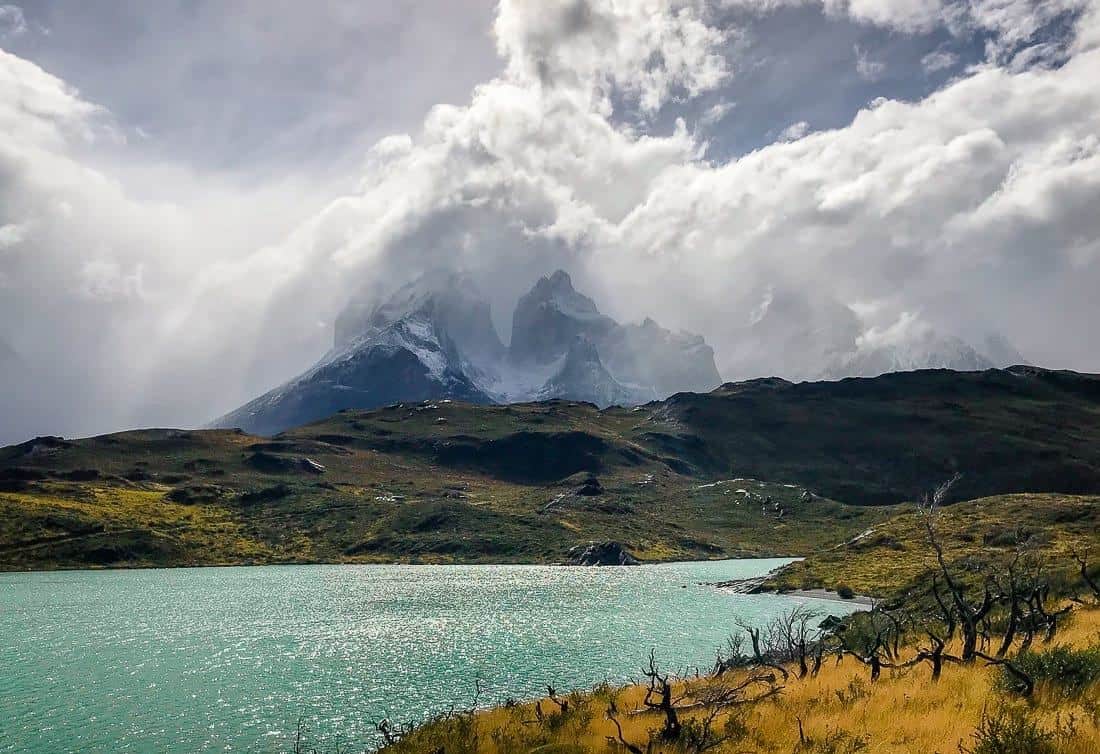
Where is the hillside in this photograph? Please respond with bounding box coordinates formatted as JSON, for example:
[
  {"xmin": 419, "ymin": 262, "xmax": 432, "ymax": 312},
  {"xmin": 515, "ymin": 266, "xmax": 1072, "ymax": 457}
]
[
  {"xmin": 768, "ymin": 492, "xmax": 1100, "ymax": 597},
  {"xmin": 3, "ymin": 366, "xmax": 1100, "ymax": 570},
  {"xmin": 381, "ymin": 606, "xmax": 1100, "ymax": 754}
]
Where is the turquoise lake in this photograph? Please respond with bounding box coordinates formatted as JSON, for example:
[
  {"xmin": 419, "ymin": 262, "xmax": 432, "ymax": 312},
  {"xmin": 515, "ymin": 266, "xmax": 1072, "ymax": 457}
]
[{"xmin": 0, "ymin": 560, "xmax": 860, "ymax": 753}]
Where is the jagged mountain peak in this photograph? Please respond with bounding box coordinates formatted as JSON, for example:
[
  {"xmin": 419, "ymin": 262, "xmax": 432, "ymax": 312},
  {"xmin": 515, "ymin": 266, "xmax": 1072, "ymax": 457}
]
[
  {"xmin": 536, "ymin": 336, "xmax": 653, "ymax": 408},
  {"xmin": 522, "ymin": 269, "xmax": 606, "ymax": 320},
  {"xmin": 336, "ymin": 269, "xmax": 504, "ymax": 363},
  {"xmin": 510, "ymin": 270, "xmax": 616, "ymax": 364},
  {"xmin": 215, "ymin": 269, "xmax": 721, "ymax": 434}
]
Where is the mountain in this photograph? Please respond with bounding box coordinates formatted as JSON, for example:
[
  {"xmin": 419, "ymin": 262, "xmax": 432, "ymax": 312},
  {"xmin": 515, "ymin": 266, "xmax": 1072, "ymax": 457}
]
[
  {"xmin": 823, "ymin": 331, "xmax": 995, "ymax": 379},
  {"xmin": 215, "ymin": 269, "xmax": 721, "ymax": 434},
  {"xmin": 725, "ymin": 287, "xmax": 863, "ymax": 382},
  {"xmin": 335, "ymin": 270, "xmax": 505, "ymax": 366},
  {"xmin": 213, "ymin": 281, "xmax": 494, "ymax": 436},
  {"xmin": 509, "ymin": 270, "xmax": 617, "ymax": 364},
  {"xmin": 7, "ymin": 366, "xmax": 1100, "ymax": 570},
  {"xmin": 506, "ymin": 270, "xmax": 720, "ymax": 401},
  {"xmin": 535, "ymin": 336, "xmax": 653, "ymax": 406},
  {"xmin": 725, "ymin": 286, "xmax": 1029, "ymax": 382},
  {"xmin": 599, "ymin": 318, "xmax": 721, "ymax": 397}
]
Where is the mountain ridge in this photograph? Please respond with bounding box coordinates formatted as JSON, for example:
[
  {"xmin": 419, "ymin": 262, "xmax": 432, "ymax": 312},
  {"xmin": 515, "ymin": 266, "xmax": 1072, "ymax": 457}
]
[
  {"xmin": 5, "ymin": 365, "xmax": 1100, "ymax": 570},
  {"xmin": 213, "ymin": 269, "xmax": 721, "ymax": 435}
]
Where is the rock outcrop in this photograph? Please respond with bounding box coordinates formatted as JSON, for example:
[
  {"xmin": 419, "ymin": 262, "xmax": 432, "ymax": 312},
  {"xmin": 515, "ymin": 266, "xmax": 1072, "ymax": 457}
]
[{"xmin": 566, "ymin": 541, "xmax": 641, "ymax": 566}]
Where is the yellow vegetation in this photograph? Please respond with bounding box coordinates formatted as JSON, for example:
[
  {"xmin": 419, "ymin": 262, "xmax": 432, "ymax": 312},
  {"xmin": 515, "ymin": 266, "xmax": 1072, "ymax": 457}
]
[
  {"xmin": 0, "ymin": 483, "xmax": 284, "ymax": 566},
  {"xmin": 771, "ymin": 494, "xmax": 1100, "ymax": 596},
  {"xmin": 385, "ymin": 607, "xmax": 1100, "ymax": 754}
]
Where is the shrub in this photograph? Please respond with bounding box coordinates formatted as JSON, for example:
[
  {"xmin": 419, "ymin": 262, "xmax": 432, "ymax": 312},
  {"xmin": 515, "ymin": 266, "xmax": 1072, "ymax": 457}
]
[
  {"xmin": 1008, "ymin": 646, "xmax": 1100, "ymax": 697},
  {"xmin": 836, "ymin": 584, "xmax": 856, "ymax": 599},
  {"xmin": 796, "ymin": 726, "xmax": 869, "ymax": 754},
  {"xmin": 964, "ymin": 705, "xmax": 1056, "ymax": 754}
]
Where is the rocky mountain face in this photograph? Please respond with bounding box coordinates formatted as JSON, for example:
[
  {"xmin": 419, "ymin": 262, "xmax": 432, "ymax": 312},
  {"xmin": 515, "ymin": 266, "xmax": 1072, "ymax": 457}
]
[
  {"xmin": 535, "ymin": 336, "xmax": 653, "ymax": 407},
  {"xmin": 509, "ymin": 270, "xmax": 617, "ymax": 364},
  {"xmin": 214, "ymin": 269, "xmax": 1028, "ymax": 436},
  {"xmin": 213, "ymin": 270, "xmax": 721, "ymax": 435}
]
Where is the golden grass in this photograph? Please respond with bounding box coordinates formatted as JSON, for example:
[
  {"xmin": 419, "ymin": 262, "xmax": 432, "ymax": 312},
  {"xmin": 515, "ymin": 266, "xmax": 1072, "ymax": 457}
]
[
  {"xmin": 0, "ymin": 484, "xmax": 285, "ymax": 566},
  {"xmin": 770, "ymin": 494, "xmax": 1100, "ymax": 597},
  {"xmin": 387, "ymin": 607, "xmax": 1100, "ymax": 754}
]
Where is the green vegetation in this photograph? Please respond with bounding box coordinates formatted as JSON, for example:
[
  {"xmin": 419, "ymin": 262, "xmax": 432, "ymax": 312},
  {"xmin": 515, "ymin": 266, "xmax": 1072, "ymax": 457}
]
[
  {"xmin": 1009, "ymin": 646, "xmax": 1100, "ymax": 698},
  {"xmin": 0, "ymin": 407, "xmax": 888, "ymax": 569},
  {"xmin": 767, "ymin": 493, "xmax": 1100, "ymax": 597},
  {"xmin": 3, "ymin": 366, "xmax": 1100, "ymax": 570}
]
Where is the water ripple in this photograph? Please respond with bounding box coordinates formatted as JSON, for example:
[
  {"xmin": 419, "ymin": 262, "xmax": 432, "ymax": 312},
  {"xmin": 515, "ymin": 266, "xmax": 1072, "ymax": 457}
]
[{"xmin": 0, "ymin": 560, "xmax": 856, "ymax": 753}]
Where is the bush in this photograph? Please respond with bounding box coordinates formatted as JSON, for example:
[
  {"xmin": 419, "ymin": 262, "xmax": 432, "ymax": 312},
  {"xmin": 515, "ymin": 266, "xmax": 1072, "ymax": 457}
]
[
  {"xmin": 964, "ymin": 706, "xmax": 1056, "ymax": 754},
  {"xmin": 836, "ymin": 584, "xmax": 856, "ymax": 599},
  {"xmin": 1008, "ymin": 645, "xmax": 1100, "ymax": 697}
]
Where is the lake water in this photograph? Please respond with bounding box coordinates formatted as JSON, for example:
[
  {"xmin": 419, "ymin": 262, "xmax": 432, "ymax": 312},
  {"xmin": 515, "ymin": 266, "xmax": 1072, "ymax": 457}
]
[{"xmin": 0, "ymin": 560, "xmax": 859, "ymax": 753}]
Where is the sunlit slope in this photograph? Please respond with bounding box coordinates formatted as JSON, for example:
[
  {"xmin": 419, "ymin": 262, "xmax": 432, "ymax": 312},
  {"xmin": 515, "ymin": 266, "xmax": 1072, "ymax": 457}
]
[
  {"xmin": 3, "ymin": 366, "xmax": 1100, "ymax": 570},
  {"xmin": 769, "ymin": 493, "xmax": 1100, "ymax": 597},
  {"xmin": 0, "ymin": 407, "xmax": 885, "ymax": 569}
]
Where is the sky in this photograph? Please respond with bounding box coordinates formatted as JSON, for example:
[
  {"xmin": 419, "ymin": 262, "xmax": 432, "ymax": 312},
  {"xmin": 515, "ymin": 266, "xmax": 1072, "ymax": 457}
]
[{"xmin": 1, "ymin": 0, "xmax": 1098, "ymax": 443}]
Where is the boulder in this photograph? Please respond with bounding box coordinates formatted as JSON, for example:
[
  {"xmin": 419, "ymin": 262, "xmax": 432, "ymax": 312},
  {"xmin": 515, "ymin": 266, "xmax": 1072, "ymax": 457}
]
[
  {"xmin": 246, "ymin": 452, "xmax": 326, "ymax": 475},
  {"xmin": 566, "ymin": 541, "xmax": 641, "ymax": 566}
]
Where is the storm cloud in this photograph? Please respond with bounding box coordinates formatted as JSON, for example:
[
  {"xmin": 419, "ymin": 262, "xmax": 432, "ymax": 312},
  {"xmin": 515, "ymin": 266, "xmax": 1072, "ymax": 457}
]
[{"xmin": 1, "ymin": 0, "xmax": 1099, "ymax": 443}]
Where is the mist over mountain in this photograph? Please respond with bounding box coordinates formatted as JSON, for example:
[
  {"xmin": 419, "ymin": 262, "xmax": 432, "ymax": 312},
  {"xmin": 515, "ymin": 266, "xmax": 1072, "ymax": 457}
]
[
  {"xmin": 213, "ymin": 265, "xmax": 1031, "ymax": 436},
  {"xmin": 723, "ymin": 286, "xmax": 1028, "ymax": 382},
  {"xmin": 0, "ymin": 338, "xmax": 18, "ymax": 369},
  {"xmin": 1, "ymin": 0, "xmax": 1096, "ymax": 446},
  {"xmin": 213, "ymin": 270, "xmax": 723, "ymax": 434}
]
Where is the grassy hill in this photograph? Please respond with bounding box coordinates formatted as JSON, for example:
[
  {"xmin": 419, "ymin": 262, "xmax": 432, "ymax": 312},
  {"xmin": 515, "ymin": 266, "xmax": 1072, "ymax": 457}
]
[
  {"xmin": 767, "ymin": 492, "xmax": 1100, "ymax": 598},
  {"xmin": 3, "ymin": 366, "xmax": 1100, "ymax": 571}
]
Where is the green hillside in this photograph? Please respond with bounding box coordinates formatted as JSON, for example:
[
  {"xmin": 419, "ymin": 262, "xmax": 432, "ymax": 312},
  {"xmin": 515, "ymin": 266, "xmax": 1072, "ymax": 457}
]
[{"xmin": 3, "ymin": 366, "xmax": 1100, "ymax": 570}]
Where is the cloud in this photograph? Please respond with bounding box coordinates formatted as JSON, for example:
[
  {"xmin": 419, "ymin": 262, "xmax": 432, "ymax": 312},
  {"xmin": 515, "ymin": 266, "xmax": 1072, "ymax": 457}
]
[
  {"xmin": 723, "ymin": 0, "xmax": 1089, "ymax": 57},
  {"xmin": 2, "ymin": 0, "xmax": 1100, "ymax": 443},
  {"xmin": 854, "ymin": 44, "xmax": 887, "ymax": 79},
  {"xmin": 778, "ymin": 120, "xmax": 811, "ymax": 140},
  {"xmin": 921, "ymin": 47, "xmax": 959, "ymax": 71},
  {"xmin": 0, "ymin": 5, "xmax": 25, "ymax": 39},
  {"xmin": 832, "ymin": 0, "xmax": 947, "ymax": 32},
  {"xmin": 194, "ymin": 0, "xmax": 1100, "ymax": 382},
  {"xmin": 0, "ymin": 221, "xmax": 28, "ymax": 249}
]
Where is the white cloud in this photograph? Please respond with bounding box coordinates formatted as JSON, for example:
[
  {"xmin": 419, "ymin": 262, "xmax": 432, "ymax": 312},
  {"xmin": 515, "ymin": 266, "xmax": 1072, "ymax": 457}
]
[
  {"xmin": 0, "ymin": 4, "xmax": 26, "ymax": 38},
  {"xmin": 700, "ymin": 101, "xmax": 735, "ymax": 126},
  {"xmin": 921, "ymin": 47, "xmax": 959, "ymax": 71},
  {"xmin": 854, "ymin": 44, "xmax": 887, "ymax": 79},
  {"xmin": 724, "ymin": 0, "xmax": 1089, "ymax": 57},
  {"xmin": 495, "ymin": 0, "xmax": 732, "ymax": 113},
  {"xmin": 832, "ymin": 0, "xmax": 947, "ymax": 32},
  {"xmin": 2, "ymin": 0, "xmax": 1100, "ymax": 442},
  {"xmin": 0, "ymin": 221, "xmax": 28, "ymax": 249},
  {"xmin": 778, "ymin": 120, "xmax": 810, "ymax": 140}
]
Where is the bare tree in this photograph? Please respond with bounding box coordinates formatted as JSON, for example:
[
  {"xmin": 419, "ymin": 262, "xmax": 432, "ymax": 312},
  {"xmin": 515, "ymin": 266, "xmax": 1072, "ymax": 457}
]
[
  {"xmin": 919, "ymin": 475, "xmax": 997, "ymax": 662},
  {"xmin": 641, "ymin": 650, "xmax": 683, "ymax": 740},
  {"xmin": 1073, "ymin": 546, "xmax": 1100, "ymax": 601}
]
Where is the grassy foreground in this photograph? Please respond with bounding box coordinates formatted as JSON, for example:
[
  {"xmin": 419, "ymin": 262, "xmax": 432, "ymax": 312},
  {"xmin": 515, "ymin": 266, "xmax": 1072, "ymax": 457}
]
[
  {"xmin": 364, "ymin": 488, "xmax": 1100, "ymax": 754},
  {"xmin": 377, "ymin": 606, "xmax": 1100, "ymax": 754}
]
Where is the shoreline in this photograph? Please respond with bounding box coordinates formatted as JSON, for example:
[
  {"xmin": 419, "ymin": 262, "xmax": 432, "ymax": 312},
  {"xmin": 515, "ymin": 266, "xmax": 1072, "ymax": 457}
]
[
  {"xmin": 708, "ymin": 563, "xmax": 876, "ymax": 606},
  {"xmin": 773, "ymin": 587, "xmax": 875, "ymax": 606},
  {"xmin": 0, "ymin": 552, "xmax": 804, "ymax": 576}
]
